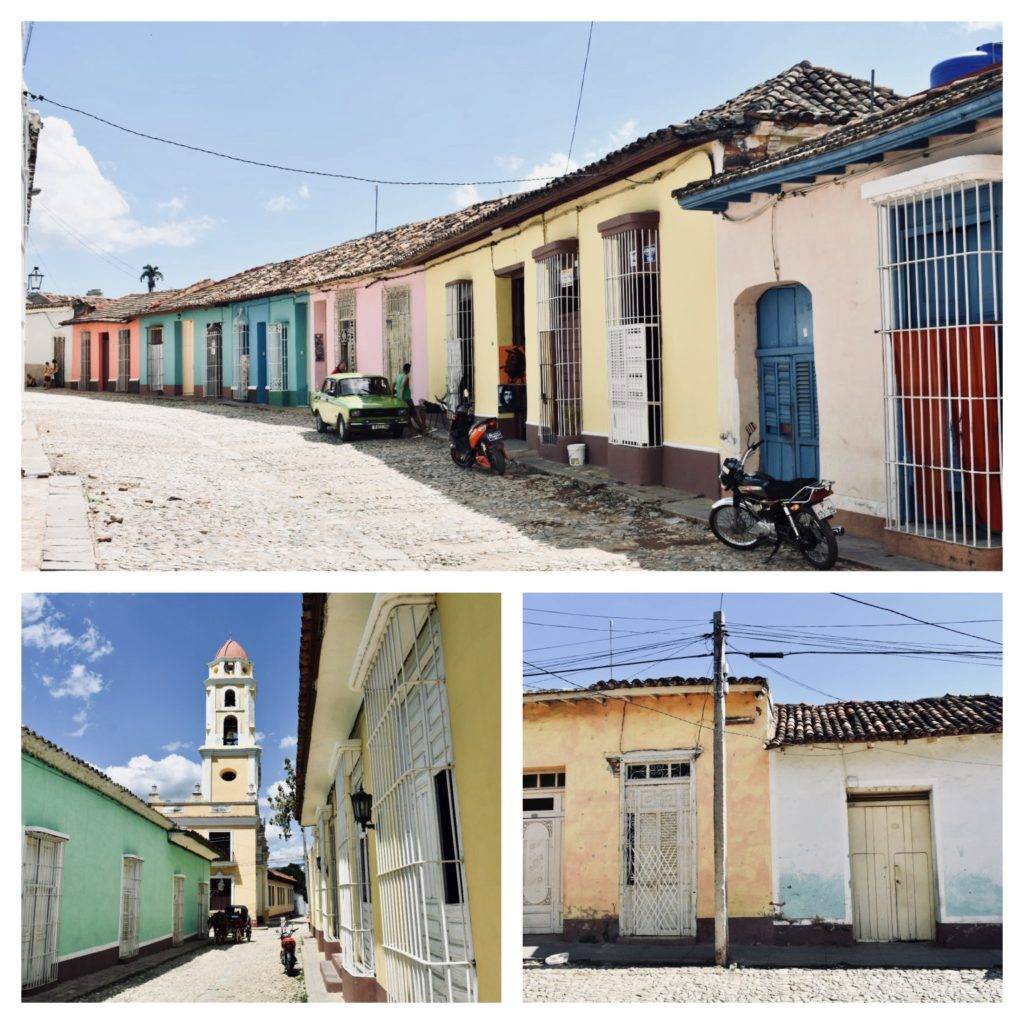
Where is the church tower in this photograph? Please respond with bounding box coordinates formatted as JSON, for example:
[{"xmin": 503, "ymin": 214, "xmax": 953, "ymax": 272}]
[{"xmin": 201, "ymin": 639, "xmax": 261, "ymax": 802}]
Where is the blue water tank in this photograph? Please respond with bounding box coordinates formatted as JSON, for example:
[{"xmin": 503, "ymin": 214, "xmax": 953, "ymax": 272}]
[{"xmin": 930, "ymin": 42, "xmax": 1002, "ymax": 88}]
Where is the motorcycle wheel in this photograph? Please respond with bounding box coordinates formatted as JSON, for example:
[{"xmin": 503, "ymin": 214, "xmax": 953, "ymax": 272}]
[
  {"xmin": 795, "ymin": 510, "xmax": 839, "ymax": 570},
  {"xmin": 450, "ymin": 445, "xmax": 474, "ymax": 469},
  {"xmin": 487, "ymin": 447, "xmax": 507, "ymax": 476},
  {"xmin": 709, "ymin": 503, "xmax": 762, "ymax": 549}
]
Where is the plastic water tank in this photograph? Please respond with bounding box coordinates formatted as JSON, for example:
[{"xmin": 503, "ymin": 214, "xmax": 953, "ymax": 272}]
[{"xmin": 930, "ymin": 42, "xmax": 1002, "ymax": 88}]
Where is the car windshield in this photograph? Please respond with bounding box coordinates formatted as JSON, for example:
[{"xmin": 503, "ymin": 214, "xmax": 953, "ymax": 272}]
[{"xmin": 336, "ymin": 376, "xmax": 392, "ymax": 397}]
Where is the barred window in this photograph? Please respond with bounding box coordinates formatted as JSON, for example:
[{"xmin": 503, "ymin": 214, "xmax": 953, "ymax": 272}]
[
  {"xmin": 445, "ymin": 281, "xmax": 474, "ymax": 406},
  {"xmin": 336, "ymin": 290, "xmax": 357, "ymax": 372},
  {"xmin": 268, "ymin": 322, "xmax": 289, "ymax": 392},
  {"xmin": 147, "ymin": 327, "xmax": 163, "ymax": 392},
  {"xmin": 383, "ymin": 286, "xmax": 411, "ymax": 386},
  {"xmin": 535, "ymin": 240, "xmax": 582, "ymax": 441}
]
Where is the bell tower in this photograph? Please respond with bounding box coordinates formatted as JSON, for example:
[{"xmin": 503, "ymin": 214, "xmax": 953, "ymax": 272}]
[{"xmin": 200, "ymin": 639, "xmax": 262, "ymax": 802}]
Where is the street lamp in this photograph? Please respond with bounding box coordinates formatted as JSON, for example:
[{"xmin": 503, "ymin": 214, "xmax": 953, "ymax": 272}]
[
  {"xmin": 351, "ymin": 785, "xmax": 374, "ymax": 830},
  {"xmin": 27, "ymin": 266, "xmax": 43, "ymax": 293}
]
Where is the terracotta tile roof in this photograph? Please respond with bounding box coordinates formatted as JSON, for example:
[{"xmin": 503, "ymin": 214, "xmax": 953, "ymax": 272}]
[
  {"xmin": 268, "ymin": 868, "xmax": 297, "ymax": 884},
  {"xmin": 26, "ymin": 292, "xmax": 82, "ymax": 310},
  {"xmin": 674, "ymin": 65, "xmax": 1002, "ymax": 203},
  {"xmin": 768, "ymin": 694, "xmax": 1002, "ymax": 748},
  {"xmin": 67, "ymin": 290, "xmax": 181, "ymax": 324},
  {"xmin": 526, "ymin": 675, "xmax": 769, "ymax": 699},
  {"xmin": 294, "ymin": 593, "xmax": 326, "ymax": 820}
]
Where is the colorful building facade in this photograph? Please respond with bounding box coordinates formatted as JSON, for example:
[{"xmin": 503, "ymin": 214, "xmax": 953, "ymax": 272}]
[
  {"xmin": 22, "ymin": 728, "xmax": 219, "ymax": 996},
  {"xmin": 266, "ymin": 869, "xmax": 297, "ymax": 920},
  {"xmin": 297, "ymin": 592, "xmax": 501, "ymax": 1002}
]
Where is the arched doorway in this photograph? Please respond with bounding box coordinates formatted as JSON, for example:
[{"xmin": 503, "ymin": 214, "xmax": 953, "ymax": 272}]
[{"xmin": 756, "ymin": 284, "xmax": 819, "ymax": 478}]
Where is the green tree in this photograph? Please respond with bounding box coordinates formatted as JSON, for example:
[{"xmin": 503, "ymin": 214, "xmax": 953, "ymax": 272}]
[
  {"xmin": 267, "ymin": 757, "xmax": 308, "ymax": 894},
  {"xmin": 139, "ymin": 264, "xmax": 164, "ymax": 292}
]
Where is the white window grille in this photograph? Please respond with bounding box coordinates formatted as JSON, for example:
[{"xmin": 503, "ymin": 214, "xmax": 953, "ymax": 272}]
[
  {"xmin": 619, "ymin": 753, "xmax": 695, "ymax": 938},
  {"xmin": 536, "ymin": 245, "xmax": 582, "ymax": 441},
  {"xmin": 602, "ymin": 217, "xmax": 662, "ymax": 447},
  {"xmin": 383, "ymin": 286, "xmax": 411, "ymax": 387},
  {"xmin": 338, "ymin": 755, "xmax": 376, "ymax": 976},
  {"xmin": 363, "ymin": 602, "xmax": 476, "ymax": 1002},
  {"xmin": 323, "ymin": 798, "xmax": 341, "ymax": 940},
  {"xmin": 336, "ymin": 290, "xmax": 358, "ymax": 372},
  {"xmin": 147, "ymin": 327, "xmax": 163, "ymax": 393},
  {"xmin": 232, "ymin": 316, "xmax": 250, "ymax": 400},
  {"xmin": 444, "ymin": 281, "xmax": 474, "ymax": 406},
  {"xmin": 872, "ymin": 167, "xmax": 1002, "ymax": 548},
  {"xmin": 80, "ymin": 331, "xmax": 92, "ymax": 389},
  {"xmin": 197, "ymin": 881, "xmax": 210, "ymax": 936},
  {"xmin": 172, "ymin": 875, "xmax": 185, "ymax": 945},
  {"xmin": 268, "ymin": 322, "xmax": 289, "ymax": 393},
  {"xmin": 119, "ymin": 855, "xmax": 143, "ymax": 959},
  {"xmin": 22, "ymin": 829, "xmax": 67, "ymax": 990},
  {"xmin": 205, "ymin": 323, "xmax": 223, "ymax": 399},
  {"xmin": 116, "ymin": 329, "xmax": 131, "ymax": 392}
]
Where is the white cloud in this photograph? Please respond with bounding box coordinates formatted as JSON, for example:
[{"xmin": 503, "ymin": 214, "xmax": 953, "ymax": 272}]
[
  {"xmin": 514, "ymin": 153, "xmax": 577, "ymax": 194},
  {"xmin": 162, "ymin": 740, "xmax": 187, "ymax": 753},
  {"xmin": 254, "ymin": 731, "xmax": 266, "ymax": 742},
  {"xmin": 959, "ymin": 21, "xmax": 1000, "ymax": 32},
  {"xmin": 608, "ymin": 119, "xmax": 639, "ymax": 149},
  {"xmin": 495, "ymin": 154, "xmax": 524, "ymax": 174},
  {"xmin": 75, "ymin": 620, "xmax": 114, "ymax": 661},
  {"xmin": 23, "ymin": 618, "xmax": 74, "ymax": 652},
  {"xmin": 105, "ymin": 753, "xmax": 202, "ymax": 802},
  {"xmin": 452, "ymin": 184, "xmax": 482, "ymax": 209},
  {"xmin": 279, "ymin": 735, "xmax": 297, "ymax": 750},
  {"xmin": 45, "ymin": 663, "xmax": 104, "ymax": 700},
  {"xmin": 69, "ymin": 708, "xmax": 90, "ymax": 738},
  {"xmin": 265, "ymin": 821, "xmax": 305, "ymax": 866},
  {"xmin": 34, "ymin": 117, "xmax": 214, "ymax": 252},
  {"xmin": 297, "ymin": 183, "xmax": 311, "ymax": 200},
  {"xmin": 265, "ymin": 183, "xmax": 310, "ymax": 214},
  {"xmin": 22, "ymin": 594, "xmax": 50, "ymax": 623},
  {"xmin": 158, "ymin": 196, "xmax": 187, "ymax": 213}
]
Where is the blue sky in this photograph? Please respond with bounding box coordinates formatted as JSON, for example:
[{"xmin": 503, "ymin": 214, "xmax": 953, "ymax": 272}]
[
  {"xmin": 21, "ymin": 593, "xmax": 304, "ymax": 865},
  {"xmin": 24, "ymin": 20, "xmax": 1001, "ymax": 297},
  {"xmin": 523, "ymin": 593, "xmax": 1002, "ymax": 702}
]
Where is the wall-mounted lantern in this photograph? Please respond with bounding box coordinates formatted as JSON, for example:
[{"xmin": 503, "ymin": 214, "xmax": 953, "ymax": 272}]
[
  {"xmin": 351, "ymin": 785, "xmax": 375, "ymax": 830},
  {"xmin": 27, "ymin": 266, "xmax": 43, "ymax": 293}
]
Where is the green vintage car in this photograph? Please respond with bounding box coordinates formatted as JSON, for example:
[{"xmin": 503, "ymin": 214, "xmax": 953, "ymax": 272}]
[{"xmin": 310, "ymin": 372, "xmax": 410, "ymax": 441}]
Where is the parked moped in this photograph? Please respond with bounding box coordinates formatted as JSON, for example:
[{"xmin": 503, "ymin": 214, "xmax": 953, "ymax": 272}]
[
  {"xmin": 436, "ymin": 394, "xmax": 508, "ymax": 475},
  {"xmin": 279, "ymin": 917, "xmax": 298, "ymax": 976}
]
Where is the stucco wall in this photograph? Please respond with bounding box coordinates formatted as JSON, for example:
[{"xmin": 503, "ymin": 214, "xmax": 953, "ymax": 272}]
[
  {"xmin": 522, "ymin": 688, "xmax": 773, "ymax": 928},
  {"xmin": 769, "ymin": 734, "xmax": 1002, "ymax": 926},
  {"xmin": 424, "ymin": 149, "xmax": 717, "ymax": 454},
  {"xmin": 712, "ymin": 125, "xmax": 1002, "ymax": 523},
  {"xmin": 70, "ymin": 321, "xmax": 138, "ymax": 389},
  {"xmin": 25, "ymin": 306, "xmax": 72, "ymax": 373}
]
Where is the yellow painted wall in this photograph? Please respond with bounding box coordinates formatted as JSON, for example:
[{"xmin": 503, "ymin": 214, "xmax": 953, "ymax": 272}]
[
  {"xmin": 522, "ymin": 688, "xmax": 773, "ymax": 925},
  {"xmin": 203, "ymin": 826, "xmax": 259, "ymax": 913},
  {"xmin": 211, "ymin": 756, "xmax": 250, "ymax": 802},
  {"xmin": 267, "ymin": 879, "xmax": 296, "ymax": 918},
  {"xmin": 437, "ymin": 593, "xmax": 501, "ymax": 1002},
  {"xmin": 425, "ymin": 149, "xmax": 717, "ymax": 449}
]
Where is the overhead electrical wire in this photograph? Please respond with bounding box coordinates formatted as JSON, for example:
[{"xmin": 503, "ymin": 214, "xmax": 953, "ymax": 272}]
[
  {"xmin": 832, "ymin": 593, "xmax": 1002, "ymax": 646},
  {"xmin": 564, "ymin": 21, "xmax": 595, "ymax": 175}
]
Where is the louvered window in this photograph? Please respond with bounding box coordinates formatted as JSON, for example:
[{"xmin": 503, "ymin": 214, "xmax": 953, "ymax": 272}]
[
  {"xmin": 336, "ymin": 290, "xmax": 357, "ymax": 372},
  {"xmin": 535, "ymin": 241, "xmax": 582, "ymax": 441},
  {"xmin": 147, "ymin": 327, "xmax": 163, "ymax": 392},
  {"xmin": 232, "ymin": 315, "xmax": 250, "ymax": 400},
  {"xmin": 870, "ymin": 162, "xmax": 1002, "ymax": 548},
  {"xmin": 268, "ymin": 323, "xmax": 289, "ymax": 393},
  {"xmin": 205, "ymin": 323, "xmax": 223, "ymax": 399},
  {"xmin": 383, "ymin": 286, "xmax": 411, "ymax": 387},
  {"xmin": 22, "ymin": 829, "xmax": 67, "ymax": 990},
  {"xmin": 197, "ymin": 881, "xmax": 210, "ymax": 936},
  {"xmin": 601, "ymin": 214, "xmax": 662, "ymax": 447},
  {"xmin": 116, "ymin": 329, "xmax": 131, "ymax": 391},
  {"xmin": 445, "ymin": 281, "xmax": 474, "ymax": 406}
]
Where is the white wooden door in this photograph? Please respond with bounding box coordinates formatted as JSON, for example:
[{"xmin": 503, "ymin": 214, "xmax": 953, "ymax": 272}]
[
  {"xmin": 119, "ymin": 856, "xmax": 143, "ymax": 958},
  {"xmin": 848, "ymin": 796, "xmax": 936, "ymax": 942},
  {"xmin": 22, "ymin": 832, "xmax": 65, "ymax": 989},
  {"xmin": 172, "ymin": 875, "xmax": 185, "ymax": 945},
  {"xmin": 620, "ymin": 761, "xmax": 694, "ymax": 937},
  {"xmin": 182, "ymin": 321, "xmax": 194, "ymax": 395},
  {"xmin": 523, "ymin": 793, "xmax": 563, "ymax": 934}
]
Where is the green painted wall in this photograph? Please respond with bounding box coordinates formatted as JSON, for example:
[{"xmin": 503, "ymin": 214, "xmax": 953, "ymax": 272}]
[{"xmin": 22, "ymin": 753, "xmax": 210, "ymax": 959}]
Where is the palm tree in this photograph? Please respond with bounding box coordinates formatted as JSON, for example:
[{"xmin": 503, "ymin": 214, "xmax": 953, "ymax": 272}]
[{"xmin": 140, "ymin": 264, "xmax": 164, "ymax": 292}]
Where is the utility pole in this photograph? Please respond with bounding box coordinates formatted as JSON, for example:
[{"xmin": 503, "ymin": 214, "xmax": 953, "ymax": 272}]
[
  {"xmin": 712, "ymin": 610, "xmax": 729, "ymax": 966},
  {"xmin": 608, "ymin": 619, "xmax": 613, "ymax": 677}
]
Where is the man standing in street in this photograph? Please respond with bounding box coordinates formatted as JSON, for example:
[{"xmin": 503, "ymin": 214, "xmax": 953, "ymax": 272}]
[{"xmin": 395, "ymin": 362, "xmax": 428, "ymax": 435}]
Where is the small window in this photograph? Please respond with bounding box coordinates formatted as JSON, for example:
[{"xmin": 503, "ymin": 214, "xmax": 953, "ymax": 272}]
[
  {"xmin": 627, "ymin": 764, "xmax": 647, "ymax": 780},
  {"xmin": 208, "ymin": 832, "xmax": 231, "ymax": 860},
  {"xmin": 523, "ymin": 797, "xmax": 555, "ymax": 812},
  {"xmin": 522, "ymin": 774, "xmax": 537, "ymax": 788},
  {"xmin": 433, "ymin": 769, "xmax": 464, "ymax": 904},
  {"xmin": 220, "ymin": 769, "xmax": 237, "ymax": 782},
  {"xmin": 223, "ymin": 689, "xmax": 236, "ymax": 707},
  {"xmin": 671, "ymin": 762, "xmax": 690, "ymax": 778}
]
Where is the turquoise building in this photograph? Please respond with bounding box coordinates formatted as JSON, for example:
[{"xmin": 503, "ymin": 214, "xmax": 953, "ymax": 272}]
[{"xmin": 21, "ymin": 728, "xmax": 219, "ymax": 996}]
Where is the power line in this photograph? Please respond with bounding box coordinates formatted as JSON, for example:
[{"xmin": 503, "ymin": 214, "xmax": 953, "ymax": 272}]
[
  {"xmin": 564, "ymin": 22, "xmax": 595, "ymax": 175},
  {"xmin": 34, "ymin": 202, "xmax": 141, "ymax": 280},
  {"xmin": 832, "ymin": 593, "xmax": 1002, "ymax": 646}
]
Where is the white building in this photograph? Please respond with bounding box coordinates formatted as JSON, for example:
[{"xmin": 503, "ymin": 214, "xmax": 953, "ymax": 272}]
[
  {"xmin": 768, "ymin": 694, "xmax": 1001, "ymax": 948},
  {"xmin": 24, "ymin": 293, "xmax": 81, "ymax": 383}
]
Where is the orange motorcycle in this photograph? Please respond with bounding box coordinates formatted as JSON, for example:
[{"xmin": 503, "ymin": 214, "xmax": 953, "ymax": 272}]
[{"xmin": 437, "ymin": 395, "xmax": 508, "ymax": 475}]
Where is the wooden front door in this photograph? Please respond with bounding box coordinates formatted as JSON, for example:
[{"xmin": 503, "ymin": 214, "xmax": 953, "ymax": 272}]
[
  {"xmin": 172, "ymin": 875, "xmax": 185, "ymax": 945},
  {"xmin": 182, "ymin": 320, "xmax": 195, "ymax": 395},
  {"xmin": 522, "ymin": 791, "xmax": 563, "ymax": 934},
  {"xmin": 848, "ymin": 794, "xmax": 936, "ymax": 942},
  {"xmin": 99, "ymin": 333, "xmax": 110, "ymax": 390}
]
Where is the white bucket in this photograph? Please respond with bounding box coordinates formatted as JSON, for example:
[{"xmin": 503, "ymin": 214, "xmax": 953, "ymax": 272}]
[{"xmin": 567, "ymin": 443, "xmax": 587, "ymax": 467}]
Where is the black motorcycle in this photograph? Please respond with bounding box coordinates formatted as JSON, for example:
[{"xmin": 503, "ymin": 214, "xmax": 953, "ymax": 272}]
[{"xmin": 710, "ymin": 425, "xmax": 843, "ymax": 570}]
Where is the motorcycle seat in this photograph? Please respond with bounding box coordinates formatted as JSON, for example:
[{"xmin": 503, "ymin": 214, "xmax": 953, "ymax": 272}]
[{"xmin": 759, "ymin": 476, "xmax": 820, "ymax": 500}]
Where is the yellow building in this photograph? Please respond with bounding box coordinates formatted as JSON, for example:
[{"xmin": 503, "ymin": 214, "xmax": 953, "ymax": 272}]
[
  {"xmin": 522, "ymin": 676, "xmax": 774, "ymax": 942},
  {"xmin": 418, "ymin": 62, "xmax": 893, "ymax": 491},
  {"xmin": 297, "ymin": 593, "xmax": 500, "ymax": 1003},
  {"xmin": 267, "ymin": 868, "xmax": 297, "ymax": 921},
  {"xmin": 152, "ymin": 639, "xmax": 269, "ymax": 924}
]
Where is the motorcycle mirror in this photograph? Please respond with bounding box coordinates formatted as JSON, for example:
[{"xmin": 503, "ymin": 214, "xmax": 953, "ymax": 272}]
[{"xmin": 745, "ymin": 422, "xmax": 757, "ymax": 439}]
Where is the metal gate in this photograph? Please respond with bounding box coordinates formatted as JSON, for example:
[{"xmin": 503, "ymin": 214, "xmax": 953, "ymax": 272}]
[
  {"xmin": 444, "ymin": 281, "xmax": 474, "ymax": 406},
  {"xmin": 336, "ymin": 290, "xmax": 357, "ymax": 372},
  {"xmin": 363, "ymin": 600, "xmax": 476, "ymax": 1002},
  {"xmin": 233, "ymin": 316, "xmax": 250, "ymax": 400},
  {"xmin": 267, "ymin": 323, "xmax": 288, "ymax": 393},
  {"xmin": 603, "ymin": 224, "xmax": 662, "ymax": 447},
  {"xmin": 205, "ymin": 323, "xmax": 223, "ymax": 399},
  {"xmin": 79, "ymin": 331, "xmax": 91, "ymax": 390},
  {"xmin": 848, "ymin": 793, "xmax": 935, "ymax": 942},
  {"xmin": 873, "ymin": 174, "xmax": 1002, "ymax": 548},
  {"xmin": 116, "ymin": 329, "xmax": 130, "ymax": 391},
  {"xmin": 756, "ymin": 284, "xmax": 819, "ymax": 478},
  {"xmin": 172, "ymin": 875, "xmax": 185, "ymax": 945},
  {"xmin": 383, "ymin": 286, "xmax": 411, "ymax": 386},
  {"xmin": 22, "ymin": 830, "xmax": 66, "ymax": 990},
  {"xmin": 147, "ymin": 327, "xmax": 163, "ymax": 393},
  {"xmin": 619, "ymin": 756, "xmax": 695, "ymax": 937},
  {"xmin": 536, "ymin": 249, "xmax": 582, "ymax": 441},
  {"xmin": 119, "ymin": 856, "xmax": 143, "ymax": 959},
  {"xmin": 53, "ymin": 336, "xmax": 66, "ymax": 386},
  {"xmin": 522, "ymin": 783, "xmax": 563, "ymax": 934}
]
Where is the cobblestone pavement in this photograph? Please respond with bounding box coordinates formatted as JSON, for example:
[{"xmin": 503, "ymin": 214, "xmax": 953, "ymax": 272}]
[
  {"xmin": 25, "ymin": 391, "xmax": 845, "ymax": 571},
  {"xmin": 80, "ymin": 926, "xmax": 305, "ymax": 1002},
  {"xmin": 523, "ymin": 965, "xmax": 1002, "ymax": 1002}
]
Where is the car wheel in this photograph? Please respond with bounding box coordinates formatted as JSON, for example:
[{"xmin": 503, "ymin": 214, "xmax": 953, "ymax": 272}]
[
  {"xmin": 314, "ymin": 411, "xmax": 326, "ymax": 433},
  {"xmin": 336, "ymin": 415, "xmax": 348, "ymax": 442}
]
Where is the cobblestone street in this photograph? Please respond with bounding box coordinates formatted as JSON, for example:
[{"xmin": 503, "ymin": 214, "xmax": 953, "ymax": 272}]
[
  {"xmin": 523, "ymin": 965, "xmax": 1002, "ymax": 1003},
  {"xmin": 80, "ymin": 925, "xmax": 305, "ymax": 1002},
  {"xmin": 24, "ymin": 391, "xmax": 844, "ymax": 571}
]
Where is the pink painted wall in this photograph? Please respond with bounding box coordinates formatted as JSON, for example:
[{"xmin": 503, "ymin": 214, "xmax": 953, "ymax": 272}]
[
  {"xmin": 307, "ymin": 267, "xmax": 429, "ymax": 402},
  {"xmin": 69, "ymin": 320, "xmax": 139, "ymax": 389}
]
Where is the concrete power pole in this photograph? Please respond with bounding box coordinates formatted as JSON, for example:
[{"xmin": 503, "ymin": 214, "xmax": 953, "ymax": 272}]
[{"xmin": 712, "ymin": 610, "xmax": 729, "ymax": 966}]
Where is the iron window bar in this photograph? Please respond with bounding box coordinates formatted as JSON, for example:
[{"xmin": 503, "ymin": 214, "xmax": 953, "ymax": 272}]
[
  {"xmin": 22, "ymin": 830, "xmax": 66, "ymax": 989},
  {"xmin": 383, "ymin": 286, "xmax": 412, "ymax": 388},
  {"xmin": 116, "ymin": 328, "xmax": 130, "ymax": 392},
  {"xmin": 536, "ymin": 248, "xmax": 582, "ymax": 442},
  {"xmin": 444, "ymin": 281, "xmax": 474, "ymax": 407},
  {"xmin": 147, "ymin": 327, "xmax": 163, "ymax": 393},
  {"xmin": 267, "ymin": 322, "xmax": 289, "ymax": 394},
  {"xmin": 205, "ymin": 322, "xmax": 223, "ymax": 399},
  {"xmin": 336, "ymin": 290, "xmax": 357, "ymax": 372},
  {"xmin": 232, "ymin": 316, "xmax": 250, "ymax": 400},
  {"xmin": 337, "ymin": 755, "xmax": 376, "ymax": 976},
  {"xmin": 80, "ymin": 330, "xmax": 91, "ymax": 390}
]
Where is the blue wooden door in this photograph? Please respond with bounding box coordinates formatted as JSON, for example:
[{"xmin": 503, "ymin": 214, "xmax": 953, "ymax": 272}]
[
  {"xmin": 256, "ymin": 322, "xmax": 268, "ymax": 403},
  {"xmin": 756, "ymin": 285, "xmax": 819, "ymax": 479}
]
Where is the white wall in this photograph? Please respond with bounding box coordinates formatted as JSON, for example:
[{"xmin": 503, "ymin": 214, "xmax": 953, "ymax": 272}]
[
  {"xmin": 770, "ymin": 734, "xmax": 1002, "ymax": 925},
  {"xmin": 25, "ymin": 305, "xmax": 72, "ymax": 371}
]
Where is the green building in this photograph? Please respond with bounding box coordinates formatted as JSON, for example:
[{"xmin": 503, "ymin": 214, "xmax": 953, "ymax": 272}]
[{"xmin": 22, "ymin": 728, "xmax": 220, "ymax": 997}]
